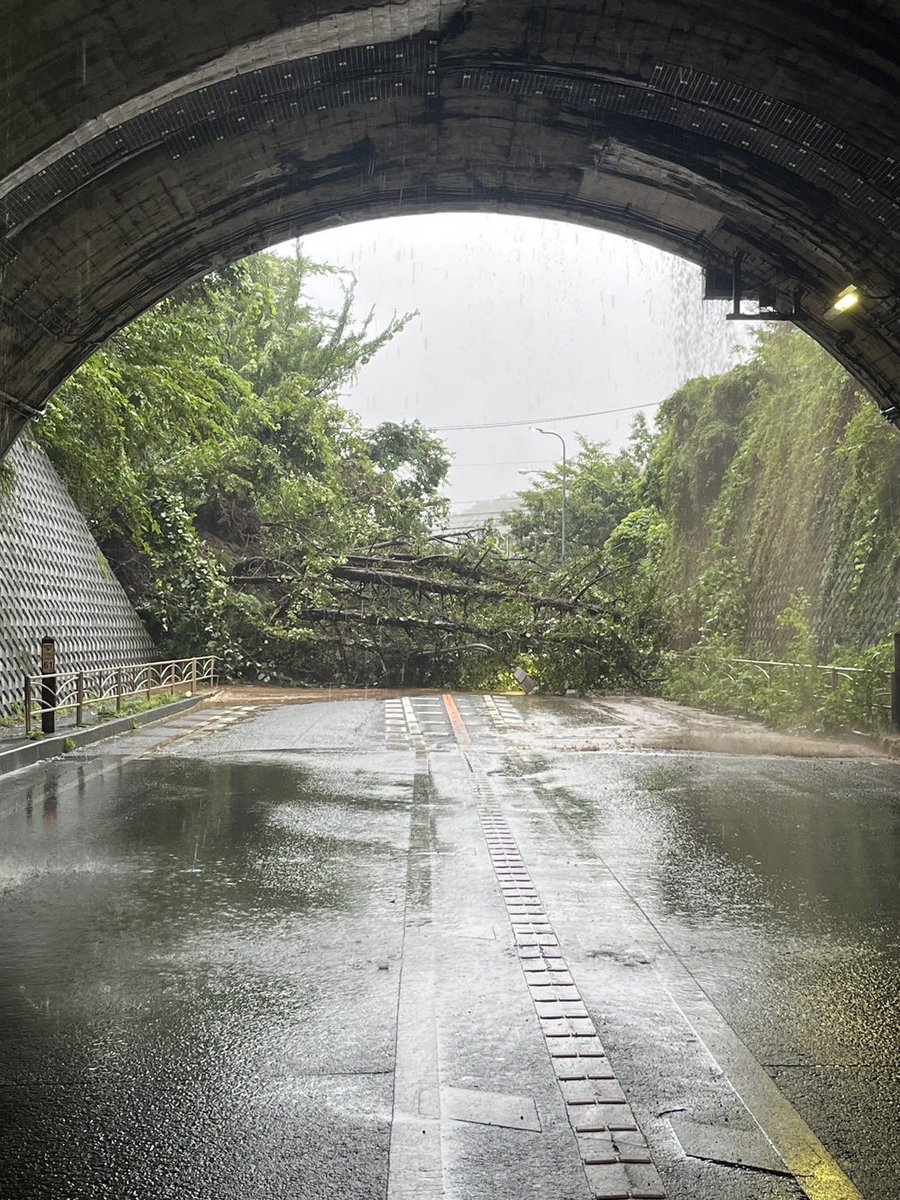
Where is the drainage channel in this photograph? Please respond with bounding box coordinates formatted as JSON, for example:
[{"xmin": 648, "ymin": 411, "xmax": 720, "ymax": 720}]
[{"xmin": 441, "ymin": 693, "xmax": 667, "ymax": 1200}]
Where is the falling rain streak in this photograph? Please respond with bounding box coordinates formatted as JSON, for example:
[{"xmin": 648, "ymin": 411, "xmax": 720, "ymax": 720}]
[{"xmin": 290, "ymin": 213, "xmax": 753, "ymax": 515}]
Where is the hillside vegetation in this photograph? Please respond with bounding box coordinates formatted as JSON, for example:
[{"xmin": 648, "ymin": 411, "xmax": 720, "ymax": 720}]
[
  {"xmin": 29, "ymin": 250, "xmax": 652, "ymax": 692},
  {"xmin": 654, "ymin": 326, "xmax": 900, "ymax": 653},
  {"xmin": 649, "ymin": 327, "xmax": 900, "ymax": 729},
  {"xmin": 24, "ymin": 253, "xmax": 900, "ymax": 731}
]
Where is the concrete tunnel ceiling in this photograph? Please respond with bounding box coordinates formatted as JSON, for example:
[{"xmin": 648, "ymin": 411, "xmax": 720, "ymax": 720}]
[{"xmin": 0, "ymin": 1, "xmax": 899, "ymax": 457}]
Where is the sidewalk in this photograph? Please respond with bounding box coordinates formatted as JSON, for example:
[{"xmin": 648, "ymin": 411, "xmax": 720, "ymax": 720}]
[{"xmin": 0, "ymin": 692, "xmax": 207, "ymax": 777}]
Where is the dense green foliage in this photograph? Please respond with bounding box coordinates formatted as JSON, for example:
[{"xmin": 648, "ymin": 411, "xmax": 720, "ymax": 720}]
[
  {"xmin": 644, "ymin": 327, "xmax": 900, "ymax": 731},
  {"xmin": 650, "ymin": 326, "xmax": 900, "ymax": 652},
  {"xmin": 661, "ymin": 629, "xmax": 894, "ymax": 733},
  {"xmin": 34, "ymin": 249, "xmax": 655, "ymax": 691},
  {"xmin": 33, "ymin": 254, "xmax": 899, "ymax": 729},
  {"xmin": 505, "ymin": 326, "xmax": 900, "ymax": 729},
  {"xmin": 36, "ymin": 249, "xmax": 448, "ymax": 677}
]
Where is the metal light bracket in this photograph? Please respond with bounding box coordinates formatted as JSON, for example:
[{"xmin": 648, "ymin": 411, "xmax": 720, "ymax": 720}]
[{"xmin": 724, "ymin": 253, "xmax": 803, "ymax": 323}]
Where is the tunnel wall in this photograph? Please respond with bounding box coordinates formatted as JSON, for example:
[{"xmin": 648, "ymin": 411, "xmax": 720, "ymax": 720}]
[
  {"xmin": 1, "ymin": 0, "xmax": 900, "ymax": 461},
  {"xmin": 0, "ymin": 439, "xmax": 155, "ymax": 714}
]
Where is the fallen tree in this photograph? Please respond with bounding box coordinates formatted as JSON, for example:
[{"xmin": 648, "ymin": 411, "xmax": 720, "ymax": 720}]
[{"xmin": 223, "ymin": 532, "xmax": 649, "ymax": 692}]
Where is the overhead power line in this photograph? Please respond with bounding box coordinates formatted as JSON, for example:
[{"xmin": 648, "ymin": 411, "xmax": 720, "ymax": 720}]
[
  {"xmin": 430, "ymin": 400, "xmax": 661, "ymax": 433},
  {"xmin": 453, "ymin": 458, "xmax": 554, "ymax": 468},
  {"xmin": 448, "ymin": 500, "xmax": 522, "ymax": 508}
]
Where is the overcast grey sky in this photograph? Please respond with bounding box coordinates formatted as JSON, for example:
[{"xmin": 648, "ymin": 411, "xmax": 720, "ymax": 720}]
[{"xmin": 278, "ymin": 213, "xmax": 750, "ymax": 512}]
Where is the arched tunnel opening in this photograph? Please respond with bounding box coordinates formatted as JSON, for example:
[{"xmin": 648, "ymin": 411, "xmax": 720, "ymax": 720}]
[
  {"xmin": 0, "ymin": 0, "xmax": 897, "ymax": 706},
  {"xmin": 0, "ymin": 0, "xmax": 898, "ymax": 458},
  {"xmin": 1, "ymin": 8, "xmax": 900, "ymax": 1199},
  {"xmin": 2, "ymin": 203, "xmax": 895, "ymax": 705}
]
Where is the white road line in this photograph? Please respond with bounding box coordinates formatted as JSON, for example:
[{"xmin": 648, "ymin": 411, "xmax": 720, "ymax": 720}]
[{"xmin": 387, "ymin": 760, "xmax": 443, "ymax": 1199}]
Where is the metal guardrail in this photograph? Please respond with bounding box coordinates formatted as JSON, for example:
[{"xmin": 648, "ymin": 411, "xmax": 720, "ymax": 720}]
[
  {"xmin": 23, "ymin": 656, "xmax": 217, "ymax": 736},
  {"xmin": 731, "ymin": 656, "xmax": 888, "ymax": 682},
  {"xmin": 681, "ymin": 638, "xmax": 900, "ymax": 729},
  {"xmin": 736, "ymin": 657, "xmax": 893, "ymax": 717}
]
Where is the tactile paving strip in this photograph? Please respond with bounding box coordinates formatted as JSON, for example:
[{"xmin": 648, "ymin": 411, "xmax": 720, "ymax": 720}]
[
  {"xmin": 384, "ymin": 696, "xmax": 425, "ymax": 751},
  {"xmin": 443, "ymin": 694, "xmax": 666, "ymax": 1200},
  {"xmin": 384, "ymin": 696, "xmax": 459, "ymax": 751},
  {"xmin": 482, "ymin": 694, "xmax": 525, "ymax": 730}
]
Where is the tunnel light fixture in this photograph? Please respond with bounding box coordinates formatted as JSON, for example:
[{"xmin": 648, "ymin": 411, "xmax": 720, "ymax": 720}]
[{"xmin": 824, "ymin": 285, "xmax": 860, "ymax": 319}]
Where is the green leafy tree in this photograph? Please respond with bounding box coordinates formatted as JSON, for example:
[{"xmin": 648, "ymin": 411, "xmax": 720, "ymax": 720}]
[
  {"xmin": 35, "ymin": 247, "xmax": 432, "ymax": 673},
  {"xmin": 507, "ymin": 432, "xmax": 645, "ymax": 564}
]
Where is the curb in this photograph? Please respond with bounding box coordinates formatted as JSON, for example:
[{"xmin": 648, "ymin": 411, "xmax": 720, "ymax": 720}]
[{"xmin": 0, "ymin": 693, "xmax": 206, "ymax": 778}]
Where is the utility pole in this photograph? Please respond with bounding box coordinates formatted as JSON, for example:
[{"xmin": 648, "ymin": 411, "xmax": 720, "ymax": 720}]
[{"xmin": 531, "ymin": 427, "xmax": 567, "ymax": 563}]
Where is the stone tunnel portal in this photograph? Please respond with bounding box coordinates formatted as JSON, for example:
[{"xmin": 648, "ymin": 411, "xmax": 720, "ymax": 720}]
[{"xmin": 0, "ymin": 0, "xmax": 898, "ymax": 458}]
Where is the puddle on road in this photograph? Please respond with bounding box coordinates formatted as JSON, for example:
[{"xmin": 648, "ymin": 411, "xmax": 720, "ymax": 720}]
[
  {"xmin": 519, "ymin": 750, "xmax": 900, "ymax": 1196},
  {"xmin": 0, "ymin": 756, "xmax": 408, "ymax": 1198}
]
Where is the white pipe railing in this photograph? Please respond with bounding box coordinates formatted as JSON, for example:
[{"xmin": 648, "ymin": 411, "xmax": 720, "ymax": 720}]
[
  {"xmin": 23, "ymin": 655, "xmax": 217, "ymax": 735},
  {"xmin": 677, "ymin": 649, "xmax": 894, "ymax": 722}
]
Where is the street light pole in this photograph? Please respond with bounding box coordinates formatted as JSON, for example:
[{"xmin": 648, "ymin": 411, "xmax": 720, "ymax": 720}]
[{"xmin": 531, "ymin": 427, "xmax": 567, "ymax": 563}]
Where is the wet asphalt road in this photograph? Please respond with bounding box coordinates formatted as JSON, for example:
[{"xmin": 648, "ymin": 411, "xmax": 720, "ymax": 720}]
[{"xmin": 0, "ymin": 695, "xmax": 897, "ymax": 1199}]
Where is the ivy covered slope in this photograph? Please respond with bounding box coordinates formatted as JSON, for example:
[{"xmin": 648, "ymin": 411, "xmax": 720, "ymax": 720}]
[{"xmin": 651, "ymin": 326, "xmax": 900, "ymax": 729}]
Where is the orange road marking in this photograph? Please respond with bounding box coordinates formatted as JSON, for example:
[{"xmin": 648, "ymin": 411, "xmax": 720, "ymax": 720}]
[{"xmin": 441, "ymin": 693, "xmax": 471, "ymax": 745}]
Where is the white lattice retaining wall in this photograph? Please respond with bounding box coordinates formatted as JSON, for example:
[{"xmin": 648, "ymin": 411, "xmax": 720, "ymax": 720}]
[{"xmin": 0, "ymin": 439, "xmax": 154, "ymax": 714}]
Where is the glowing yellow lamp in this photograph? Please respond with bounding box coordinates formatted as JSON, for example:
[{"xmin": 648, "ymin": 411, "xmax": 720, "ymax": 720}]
[{"xmin": 825, "ymin": 285, "xmax": 860, "ymax": 318}]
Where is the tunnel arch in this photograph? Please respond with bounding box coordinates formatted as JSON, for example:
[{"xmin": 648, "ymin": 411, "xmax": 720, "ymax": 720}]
[{"xmin": 0, "ymin": 0, "xmax": 898, "ymax": 456}]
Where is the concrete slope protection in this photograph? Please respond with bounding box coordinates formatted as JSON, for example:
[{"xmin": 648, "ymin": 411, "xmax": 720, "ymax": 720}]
[
  {"xmin": 0, "ymin": 439, "xmax": 154, "ymax": 712},
  {"xmin": 0, "ymin": 1, "xmax": 898, "ymax": 459},
  {"xmin": 0, "ymin": 693, "xmax": 896, "ymax": 1198}
]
